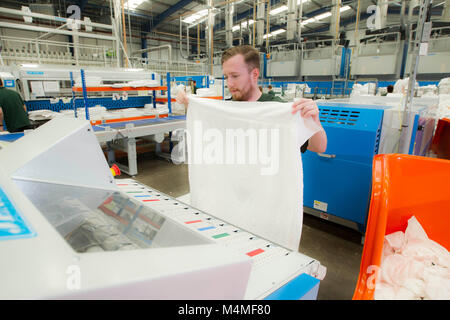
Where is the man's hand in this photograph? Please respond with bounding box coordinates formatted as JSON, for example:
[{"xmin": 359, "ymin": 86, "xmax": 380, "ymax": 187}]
[
  {"xmin": 291, "ymin": 98, "xmax": 320, "ymax": 124},
  {"xmin": 176, "ymin": 90, "xmax": 189, "ymax": 109},
  {"xmin": 291, "ymin": 98, "xmax": 327, "ymax": 153}
]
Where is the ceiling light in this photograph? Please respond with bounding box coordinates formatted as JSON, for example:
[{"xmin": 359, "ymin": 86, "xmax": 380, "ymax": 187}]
[
  {"xmin": 126, "ymin": 0, "xmax": 146, "ymax": 10},
  {"xmin": 340, "ymin": 5, "xmax": 351, "ymax": 12},
  {"xmin": 125, "ymin": 68, "xmax": 144, "ymax": 72},
  {"xmin": 271, "ymin": 29, "xmax": 286, "ymax": 36},
  {"xmin": 232, "ymin": 20, "xmax": 254, "ymax": 32},
  {"xmin": 270, "ymin": 5, "xmax": 288, "ymax": 15},
  {"xmin": 301, "ymin": 17, "xmax": 316, "ymax": 25},
  {"xmin": 21, "ymin": 64, "xmax": 39, "ymax": 68},
  {"xmin": 264, "ymin": 29, "xmax": 286, "ymax": 38},
  {"xmin": 182, "ymin": 9, "xmax": 209, "ymax": 24},
  {"xmin": 314, "ymin": 12, "xmax": 332, "ymax": 20}
]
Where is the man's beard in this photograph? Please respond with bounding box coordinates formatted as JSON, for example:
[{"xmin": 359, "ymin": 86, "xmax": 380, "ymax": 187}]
[{"xmin": 231, "ymin": 89, "xmax": 248, "ymax": 101}]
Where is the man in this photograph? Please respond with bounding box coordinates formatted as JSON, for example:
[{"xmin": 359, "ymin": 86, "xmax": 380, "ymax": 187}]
[
  {"xmin": 0, "ymin": 78, "xmax": 32, "ymax": 133},
  {"xmin": 267, "ymin": 85, "xmax": 276, "ymax": 97},
  {"xmin": 381, "ymin": 84, "xmax": 394, "ymax": 96},
  {"xmin": 177, "ymin": 45, "xmax": 327, "ymax": 153}
]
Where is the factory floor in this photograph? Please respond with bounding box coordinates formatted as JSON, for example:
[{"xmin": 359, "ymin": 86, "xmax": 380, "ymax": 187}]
[{"xmin": 121, "ymin": 149, "xmax": 364, "ymax": 301}]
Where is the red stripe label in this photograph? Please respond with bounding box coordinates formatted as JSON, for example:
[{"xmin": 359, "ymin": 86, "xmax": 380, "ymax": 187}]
[
  {"xmin": 246, "ymin": 248, "xmax": 264, "ymax": 257},
  {"xmin": 143, "ymin": 199, "xmax": 160, "ymax": 202},
  {"xmin": 185, "ymin": 220, "xmax": 202, "ymax": 224}
]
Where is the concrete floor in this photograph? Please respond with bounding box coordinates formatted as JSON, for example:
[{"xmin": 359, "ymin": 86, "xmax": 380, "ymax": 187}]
[{"xmin": 124, "ymin": 151, "xmax": 364, "ymax": 300}]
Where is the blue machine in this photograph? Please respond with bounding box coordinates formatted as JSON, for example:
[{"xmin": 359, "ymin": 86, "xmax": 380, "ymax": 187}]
[
  {"xmin": 302, "ymin": 103, "xmax": 387, "ymax": 232},
  {"xmin": 172, "ymin": 75, "xmax": 212, "ymax": 88}
]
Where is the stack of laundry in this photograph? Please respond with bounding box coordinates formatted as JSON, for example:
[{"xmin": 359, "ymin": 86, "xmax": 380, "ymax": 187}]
[
  {"xmin": 28, "ymin": 109, "xmax": 59, "ymax": 121},
  {"xmin": 438, "ymin": 78, "xmax": 450, "ymax": 94},
  {"xmin": 375, "ymin": 216, "xmax": 450, "ymax": 300},
  {"xmin": 111, "ymin": 79, "xmax": 159, "ymax": 88}
]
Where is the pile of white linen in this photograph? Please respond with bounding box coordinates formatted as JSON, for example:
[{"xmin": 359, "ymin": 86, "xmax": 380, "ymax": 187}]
[{"xmin": 375, "ymin": 216, "xmax": 450, "ymax": 300}]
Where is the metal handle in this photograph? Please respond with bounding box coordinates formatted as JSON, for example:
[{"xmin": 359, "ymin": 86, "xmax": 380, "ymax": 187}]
[{"xmin": 318, "ymin": 153, "xmax": 336, "ymax": 159}]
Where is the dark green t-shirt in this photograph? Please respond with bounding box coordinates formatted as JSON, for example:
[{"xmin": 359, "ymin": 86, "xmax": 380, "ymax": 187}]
[
  {"xmin": 257, "ymin": 92, "xmax": 284, "ymax": 102},
  {"xmin": 0, "ymin": 87, "xmax": 30, "ymax": 132}
]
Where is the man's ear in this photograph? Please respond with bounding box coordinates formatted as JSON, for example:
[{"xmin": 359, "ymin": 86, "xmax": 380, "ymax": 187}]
[{"xmin": 252, "ymin": 68, "xmax": 260, "ymax": 81}]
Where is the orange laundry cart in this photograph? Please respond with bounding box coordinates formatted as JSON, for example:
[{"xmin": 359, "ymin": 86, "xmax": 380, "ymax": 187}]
[{"xmin": 353, "ymin": 154, "xmax": 450, "ymax": 300}]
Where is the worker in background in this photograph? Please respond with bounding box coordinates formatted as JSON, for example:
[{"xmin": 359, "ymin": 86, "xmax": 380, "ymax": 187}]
[
  {"xmin": 0, "ymin": 78, "xmax": 32, "ymax": 133},
  {"xmin": 189, "ymin": 80, "xmax": 197, "ymax": 95},
  {"xmin": 381, "ymin": 84, "xmax": 394, "ymax": 96},
  {"xmin": 177, "ymin": 45, "xmax": 327, "ymax": 153},
  {"xmin": 268, "ymin": 85, "xmax": 275, "ymax": 96}
]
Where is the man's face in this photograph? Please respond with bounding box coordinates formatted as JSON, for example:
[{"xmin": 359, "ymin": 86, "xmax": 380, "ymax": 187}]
[{"xmin": 223, "ymin": 54, "xmax": 259, "ymax": 101}]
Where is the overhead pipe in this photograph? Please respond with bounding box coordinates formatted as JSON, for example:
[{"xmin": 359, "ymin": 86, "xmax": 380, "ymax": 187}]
[
  {"xmin": 298, "ymin": 0, "xmax": 305, "ymax": 42},
  {"xmin": 225, "ymin": 2, "xmax": 234, "ymax": 48},
  {"xmin": 121, "ymin": 0, "xmax": 129, "ymax": 67},
  {"xmin": 132, "ymin": 44, "xmax": 173, "ymax": 63},
  {"xmin": 179, "ymin": 18, "xmax": 208, "ymax": 62},
  {"xmin": 187, "ymin": 25, "xmax": 190, "ymax": 57},
  {"xmin": 112, "ymin": 0, "xmax": 123, "ymax": 68},
  {"xmin": 206, "ymin": 0, "xmax": 215, "ymax": 74},
  {"xmin": 0, "ymin": 21, "xmax": 116, "ymax": 40},
  {"xmin": 179, "ymin": 17, "xmax": 190, "ymax": 59},
  {"xmin": 287, "ymin": 0, "xmax": 297, "ymax": 41},
  {"xmin": 198, "ymin": 23, "xmax": 201, "ymax": 59},
  {"xmin": 0, "ymin": 6, "xmax": 113, "ymax": 30},
  {"xmin": 253, "ymin": 1, "xmax": 256, "ymax": 47},
  {"xmin": 266, "ymin": 0, "xmax": 270, "ymax": 51},
  {"xmin": 256, "ymin": 0, "xmax": 265, "ymax": 46}
]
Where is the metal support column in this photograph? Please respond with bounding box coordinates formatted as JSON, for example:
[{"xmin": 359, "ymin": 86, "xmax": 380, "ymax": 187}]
[
  {"xmin": 152, "ymin": 73, "xmax": 156, "ymax": 109},
  {"xmin": 80, "ymin": 69, "xmax": 90, "ymax": 120},
  {"xmin": 167, "ymin": 72, "xmax": 172, "ymax": 114},
  {"xmin": 69, "ymin": 71, "xmax": 77, "ymax": 118},
  {"xmin": 398, "ymin": 0, "xmax": 433, "ymax": 154}
]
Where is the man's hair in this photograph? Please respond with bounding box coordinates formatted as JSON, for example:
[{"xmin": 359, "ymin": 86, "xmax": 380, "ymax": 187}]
[
  {"xmin": 387, "ymin": 85, "xmax": 394, "ymax": 93},
  {"xmin": 221, "ymin": 45, "xmax": 260, "ymax": 72},
  {"xmin": 0, "ymin": 79, "xmax": 3, "ymax": 87}
]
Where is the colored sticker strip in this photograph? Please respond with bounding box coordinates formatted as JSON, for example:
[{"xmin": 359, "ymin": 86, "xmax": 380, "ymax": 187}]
[
  {"xmin": 212, "ymin": 233, "xmax": 229, "ymax": 239},
  {"xmin": 197, "ymin": 226, "xmax": 216, "ymax": 231},
  {"xmin": 185, "ymin": 220, "xmax": 202, "ymax": 224},
  {"xmin": 0, "ymin": 188, "xmax": 36, "ymax": 241},
  {"xmin": 246, "ymin": 248, "xmax": 265, "ymax": 257}
]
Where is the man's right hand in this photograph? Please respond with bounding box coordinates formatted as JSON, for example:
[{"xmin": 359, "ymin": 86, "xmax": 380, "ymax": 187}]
[{"xmin": 176, "ymin": 90, "xmax": 189, "ymax": 109}]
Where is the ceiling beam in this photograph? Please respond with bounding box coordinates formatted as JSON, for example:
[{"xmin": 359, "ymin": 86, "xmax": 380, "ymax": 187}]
[{"xmin": 147, "ymin": 0, "xmax": 196, "ymax": 32}]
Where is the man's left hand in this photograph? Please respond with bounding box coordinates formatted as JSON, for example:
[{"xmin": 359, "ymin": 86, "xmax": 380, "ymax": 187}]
[{"xmin": 291, "ymin": 98, "xmax": 320, "ymax": 124}]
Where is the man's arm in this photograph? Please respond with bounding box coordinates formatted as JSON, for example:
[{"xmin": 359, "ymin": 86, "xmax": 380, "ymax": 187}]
[
  {"xmin": 0, "ymin": 107, "xmax": 3, "ymax": 131},
  {"xmin": 307, "ymin": 130, "xmax": 327, "ymax": 153},
  {"xmin": 291, "ymin": 98, "xmax": 327, "ymax": 153},
  {"xmin": 176, "ymin": 89, "xmax": 189, "ymax": 110}
]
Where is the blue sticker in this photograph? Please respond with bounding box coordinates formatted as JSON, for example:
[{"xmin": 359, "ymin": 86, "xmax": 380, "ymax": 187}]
[
  {"xmin": 4, "ymin": 80, "xmax": 15, "ymax": 87},
  {"xmin": 26, "ymin": 71, "xmax": 44, "ymax": 75},
  {"xmin": 0, "ymin": 187, "xmax": 36, "ymax": 241}
]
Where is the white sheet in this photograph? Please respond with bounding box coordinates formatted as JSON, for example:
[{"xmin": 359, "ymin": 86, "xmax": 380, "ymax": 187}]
[
  {"xmin": 186, "ymin": 97, "xmax": 320, "ymax": 251},
  {"xmin": 375, "ymin": 216, "xmax": 450, "ymax": 300}
]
